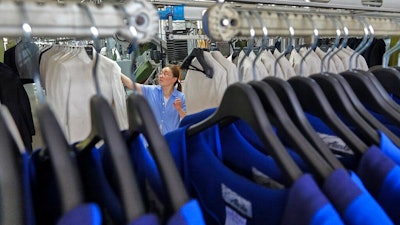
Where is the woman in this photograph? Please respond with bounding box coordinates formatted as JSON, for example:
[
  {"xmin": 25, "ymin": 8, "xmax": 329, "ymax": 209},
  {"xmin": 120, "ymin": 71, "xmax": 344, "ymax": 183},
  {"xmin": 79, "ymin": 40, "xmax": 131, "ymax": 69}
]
[{"xmin": 121, "ymin": 64, "xmax": 186, "ymax": 134}]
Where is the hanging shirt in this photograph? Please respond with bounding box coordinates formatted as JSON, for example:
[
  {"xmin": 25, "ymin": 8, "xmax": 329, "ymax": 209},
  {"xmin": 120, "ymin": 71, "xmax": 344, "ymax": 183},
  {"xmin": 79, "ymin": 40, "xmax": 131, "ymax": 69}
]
[
  {"xmin": 289, "ymin": 49, "xmax": 310, "ymax": 76},
  {"xmin": 99, "ymin": 131, "xmax": 206, "ymax": 225},
  {"xmin": 260, "ymin": 50, "xmax": 285, "ymax": 79},
  {"xmin": 164, "ymin": 125, "xmax": 345, "ymax": 225},
  {"xmin": 299, "ymin": 47, "xmax": 322, "ymax": 76},
  {"xmin": 273, "ymin": 49, "xmax": 296, "ymax": 79},
  {"xmin": 180, "ymin": 109, "xmax": 395, "ymax": 225},
  {"xmin": 211, "ymin": 51, "xmax": 239, "ymax": 85},
  {"xmin": 304, "ymin": 113, "xmax": 400, "ymax": 224},
  {"xmin": 183, "ymin": 50, "xmax": 227, "ymax": 114},
  {"xmin": 44, "ymin": 48, "xmax": 128, "ymax": 143},
  {"xmin": 0, "ymin": 63, "xmax": 35, "ymax": 151},
  {"xmin": 314, "ymin": 47, "xmax": 334, "ymax": 74},
  {"xmin": 141, "ymin": 85, "xmax": 185, "ymax": 134}
]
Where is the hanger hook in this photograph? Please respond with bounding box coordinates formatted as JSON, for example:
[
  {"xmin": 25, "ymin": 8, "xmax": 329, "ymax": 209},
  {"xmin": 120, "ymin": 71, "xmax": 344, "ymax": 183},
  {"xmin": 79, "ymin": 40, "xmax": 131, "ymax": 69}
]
[
  {"xmin": 118, "ymin": 4, "xmax": 140, "ymax": 93},
  {"xmin": 354, "ymin": 17, "xmax": 374, "ymax": 69},
  {"xmin": 252, "ymin": 11, "xmax": 268, "ymax": 80},
  {"xmin": 383, "ymin": 19, "xmax": 400, "ymax": 67},
  {"xmin": 237, "ymin": 11, "xmax": 255, "ymax": 81},
  {"xmin": 327, "ymin": 17, "xmax": 348, "ymax": 72},
  {"xmin": 299, "ymin": 14, "xmax": 319, "ymax": 77},
  {"xmin": 320, "ymin": 15, "xmax": 341, "ymax": 73},
  {"xmin": 17, "ymin": 1, "xmax": 46, "ymax": 104},
  {"xmin": 348, "ymin": 16, "xmax": 369, "ymax": 71},
  {"xmin": 274, "ymin": 13, "xmax": 294, "ymax": 77},
  {"xmin": 80, "ymin": 3, "xmax": 102, "ymax": 95}
]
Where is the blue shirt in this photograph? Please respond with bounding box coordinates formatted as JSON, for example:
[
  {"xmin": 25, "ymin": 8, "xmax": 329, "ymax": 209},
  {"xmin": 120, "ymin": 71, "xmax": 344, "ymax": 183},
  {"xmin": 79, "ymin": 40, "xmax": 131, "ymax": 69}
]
[
  {"xmin": 165, "ymin": 125, "xmax": 345, "ymax": 225},
  {"xmin": 141, "ymin": 85, "xmax": 186, "ymax": 134}
]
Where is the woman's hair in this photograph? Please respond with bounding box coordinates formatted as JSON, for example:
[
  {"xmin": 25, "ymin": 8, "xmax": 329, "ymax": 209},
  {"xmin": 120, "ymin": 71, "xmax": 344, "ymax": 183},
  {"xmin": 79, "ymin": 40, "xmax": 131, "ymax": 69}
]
[{"xmin": 166, "ymin": 64, "xmax": 183, "ymax": 92}]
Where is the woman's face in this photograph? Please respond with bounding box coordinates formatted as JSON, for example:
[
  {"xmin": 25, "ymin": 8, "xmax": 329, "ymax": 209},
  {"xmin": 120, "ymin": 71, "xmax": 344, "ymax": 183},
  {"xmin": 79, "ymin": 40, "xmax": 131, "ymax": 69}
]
[{"xmin": 158, "ymin": 67, "xmax": 177, "ymax": 87}]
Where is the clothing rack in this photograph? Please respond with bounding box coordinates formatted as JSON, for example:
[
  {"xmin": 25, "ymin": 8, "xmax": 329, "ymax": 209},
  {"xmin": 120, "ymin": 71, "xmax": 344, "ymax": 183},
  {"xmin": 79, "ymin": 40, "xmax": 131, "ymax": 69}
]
[
  {"xmin": 203, "ymin": 3, "xmax": 400, "ymax": 41},
  {"xmin": 0, "ymin": 0, "xmax": 159, "ymax": 43}
]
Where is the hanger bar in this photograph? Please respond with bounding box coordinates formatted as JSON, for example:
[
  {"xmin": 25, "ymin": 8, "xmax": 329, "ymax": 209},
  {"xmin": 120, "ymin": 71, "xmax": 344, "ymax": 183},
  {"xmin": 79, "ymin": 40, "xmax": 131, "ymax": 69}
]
[
  {"xmin": 0, "ymin": 0, "xmax": 158, "ymax": 43},
  {"xmin": 204, "ymin": 3, "xmax": 400, "ymax": 41}
]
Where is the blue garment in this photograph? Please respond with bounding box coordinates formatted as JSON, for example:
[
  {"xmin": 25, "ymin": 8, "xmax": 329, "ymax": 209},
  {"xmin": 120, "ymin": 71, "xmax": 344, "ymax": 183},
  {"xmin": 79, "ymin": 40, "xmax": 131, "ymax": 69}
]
[
  {"xmin": 304, "ymin": 113, "xmax": 400, "ymax": 224},
  {"xmin": 29, "ymin": 149, "xmax": 61, "ymax": 225},
  {"xmin": 167, "ymin": 200, "xmax": 207, "ymax": 225},
  {"xmin": 127, "ymin": 214, "xmax": 160, "ymax": 225},
  {"xmin": 73, "ymin": 145, "xmax": 125, "ymax": 225},
  {"xmin": 379, "ymin": 131, "xmax": 400, "ymax": 165},
  {"xmin": 356, "ymin": 146, "xmax": 400, "ymax": 225},
  {"xmin": 99, "ymin": 131, "xmax": 206, "ymax": 224},
  {"xmin": 56, "ymin": 204, "xmax": 102, "ymax": 225},
  {"xmin": 22, "ymin": 152, "xmax": 35, "ymax": 225},
  {"xmin": 322, "ymin": 168, "xmax": 394, "ymax": 225},
  {"xmin": 181, "ymin": 109, "xmax": 396, "ymax": 224},
  {"xmin": 141, "ymin": 85, "xmax": 186, "ymax": 134},
  {"xmin": 165, "ymin": 125, "xmax": 345, "ymax": 225}
]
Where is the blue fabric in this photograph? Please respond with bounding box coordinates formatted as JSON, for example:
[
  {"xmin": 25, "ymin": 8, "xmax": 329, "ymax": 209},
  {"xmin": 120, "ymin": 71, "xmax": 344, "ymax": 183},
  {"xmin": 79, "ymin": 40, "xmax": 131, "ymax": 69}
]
[
  {"xmin": 127, "ymin": 214, "xmax": 160, "ymax": 225},
  {"xmin": 366, "ymin": 109, "xmax": 400, "ymax": 136},
  {"xmin": 356, "ymin": 146, "xmax": 400, "ymax": 225},
  {"xmin": 322, "ymin": 169, "xmax": 394, "ymax": 225},
  {"xmin": 379, "ymin": 131, "xmax": 400, "ymax": 165},
  {"xmin": 167, "ymin": 200, "xmax": 206, "ymax": 225},
  {"xmin": 165, "ymin": 125, "xmax": 344, "ymax": 225},
  {"xmin": 23, "ymin": 152, "xmax": 35, "ymax": 225},
  {"xmin": 56, "ymin": 204, "xmax": 102, "ymax": 225},
  {"xmin": 73, "ymin": 145, "xmax": 125, "ymax": 225},
  {"xmin": 29, "ymin": 149, "xmax": 61, "ymax": 225},
  {"xmin": 141, "ymin": 85, "xmax": 186, "ymax": 134},
  {"xmin": 280, "ymin": 174, "xmax": 344, "ymax": 225}
]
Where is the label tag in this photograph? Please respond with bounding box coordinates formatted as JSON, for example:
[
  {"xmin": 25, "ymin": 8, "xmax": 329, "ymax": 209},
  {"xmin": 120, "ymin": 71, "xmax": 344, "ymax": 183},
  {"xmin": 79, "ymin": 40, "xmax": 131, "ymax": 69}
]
[
  {"xmin": 251, "ymin": 167, "xmax": 285, "ymax": 189},
  {"xmin": 225, "ymin": 206, "xmax": 247, "ymax": 225},
  {"xmin": 317, "ymin": 132, "xmax": 354, "ymax": 156},
  {"xmin": 222, "ymin": 184, "xmax": 252, "ymax": 219}
]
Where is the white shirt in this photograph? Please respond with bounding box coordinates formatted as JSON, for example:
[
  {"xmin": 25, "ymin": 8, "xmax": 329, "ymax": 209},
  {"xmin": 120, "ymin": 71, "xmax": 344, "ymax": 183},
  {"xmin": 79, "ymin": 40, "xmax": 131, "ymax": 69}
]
[
  {"xmin": 314, "ymin": 47, "xmax": 337, "ymax": 74},
  {"xmin": 183, "ymin": 50, "xmax": 227, "ymax": 114},
  {"xmin": 274, "ymin": 49, "xmax": 296, "ymax": 79},
  {"xmin": 45, "ymin": 47, "xmax": 128, "ymax": 144},
  {"xmin": 260, "ymin": 50, "xmax": 285, "ymax": 79},
  {"xmin": 299, "ymin": 47, "xmax": 322, "ymax": 76},
  {"xmin": 289, "ymin": 48, "xmax": 310, "ymax": 77},
  {"xmin": 211, "ymin": 50, "xmax": 239, "ymax": 85}
]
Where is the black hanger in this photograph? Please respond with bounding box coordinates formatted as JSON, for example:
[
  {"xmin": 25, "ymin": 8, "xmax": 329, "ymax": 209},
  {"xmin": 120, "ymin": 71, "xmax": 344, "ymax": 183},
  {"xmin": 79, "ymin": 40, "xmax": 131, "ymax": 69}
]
[
  {"xmin": 15, "ymin": 1, "xmax": 86, "ymax": 217},
  {"xmin": 180, "ymin": 48, "xmax": 213, "ymax": 78},
  {"xmin": 369, "ymin": 66, "xmax": 400, "ymax": 99},
  {"xmin": 322, "ymin": 72, "xmax": 400, "ymax": 147},
  {"xmin": 187, "ymin": 82, "xmax": 303, "ymax": 186},
  {"xmin": 248, "ymin": 81, "xmax": 335, "ymax": 183},
  {"xmin": 263, "ymin": 77, "xmax": 345, "ymax": 170},
  {"xmin": 309, "ymin": 17, "xmax": 380, "ymax": 147},
  {"xmin": 339, "ymin": 70, "xmax": 400, "ymax": 127},
  {"xmin": 126, "ymin": 93, "xmax": 190, "ymax": 214},
  {"xmin": 0, "ymin": 106, "xmax": 25, "ymax": 225},
  {"xmin": 368, "ymin": 40, "xmax": 400, "ymax": 99},
  {"xmin": 310, "ymin": 74, "xmax": 380, "ymax": 146},
  {"xmin": 287, "ymin": 76, "xmax": 368, "ymax": 156},
  {"xmin": 76, "ymin": 4, "xmax": 145, "ymax": 222},
  {"xmin": 37, "ymin": 104, "xmax": 85, "ymax": 213},
  {"xmin": 76, "ymin": 95, "xmax": 145, "ymax": 222}
]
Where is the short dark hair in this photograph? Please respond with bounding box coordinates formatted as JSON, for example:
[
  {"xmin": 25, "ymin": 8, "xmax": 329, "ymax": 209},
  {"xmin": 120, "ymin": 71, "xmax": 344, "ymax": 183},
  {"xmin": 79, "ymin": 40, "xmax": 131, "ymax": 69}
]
[{"xmin": 165, "ymin": 64, "xmax": 182, "ymax": 92}]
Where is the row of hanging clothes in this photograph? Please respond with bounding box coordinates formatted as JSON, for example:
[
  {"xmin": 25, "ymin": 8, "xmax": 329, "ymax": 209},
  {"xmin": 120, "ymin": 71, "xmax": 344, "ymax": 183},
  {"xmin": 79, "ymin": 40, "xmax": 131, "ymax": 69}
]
[
  {"xmin": 180, "ymin": 37, "xmax": 386, "ymax": 115},
  {"xmin": 175, "ymin": 12, "xmax": 400, "ymax": 224},
  {"xmin": 0, "ymin": 41, "xmax": 207, "ymax": 225},
  {"xmin": 0, "ymin": 0, "xmax": 207, "ymax": 224}
]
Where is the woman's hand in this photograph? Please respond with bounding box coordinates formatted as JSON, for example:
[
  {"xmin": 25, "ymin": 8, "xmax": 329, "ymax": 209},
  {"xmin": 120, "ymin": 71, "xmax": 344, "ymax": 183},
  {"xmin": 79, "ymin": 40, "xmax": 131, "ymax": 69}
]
[{"xmin": 173, "ymin": 97, "xmax": 186, "ymax": 118}]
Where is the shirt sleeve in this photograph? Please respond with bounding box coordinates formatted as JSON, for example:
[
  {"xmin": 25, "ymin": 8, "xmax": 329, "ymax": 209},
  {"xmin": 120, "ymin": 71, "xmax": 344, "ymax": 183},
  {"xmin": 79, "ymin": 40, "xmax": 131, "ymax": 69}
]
[{"xmin": 109, "ymin": 61, "xmax": 128, "ymax": 131}]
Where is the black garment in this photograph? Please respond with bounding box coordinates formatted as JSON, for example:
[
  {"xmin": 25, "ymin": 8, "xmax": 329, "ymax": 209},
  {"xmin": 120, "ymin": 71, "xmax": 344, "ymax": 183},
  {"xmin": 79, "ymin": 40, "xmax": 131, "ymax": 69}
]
[
  {"xmin": 4, "ymin": 43, "xmax": 36, "ymax": 84},
  {"xmin": 366, "ymin": 39, "xmax": 386, "ymax": 67},
  {"xmin": 0, "ymin": 62, "xmax": 35, "ymax": 151}
]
